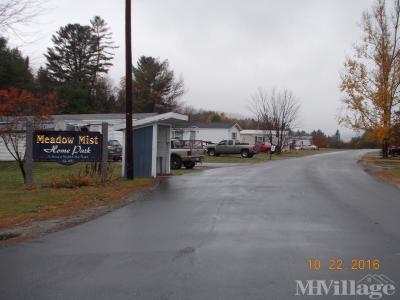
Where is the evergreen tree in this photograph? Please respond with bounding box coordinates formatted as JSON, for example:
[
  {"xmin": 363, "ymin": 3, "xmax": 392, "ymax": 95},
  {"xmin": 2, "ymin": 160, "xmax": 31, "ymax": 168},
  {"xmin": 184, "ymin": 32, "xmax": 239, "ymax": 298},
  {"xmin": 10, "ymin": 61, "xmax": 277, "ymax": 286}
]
[
  {"xmin": 90, "ymin": 16, "xmax": 116, "ymax": 86},
  {"xmin": 56, "ymin": 80, "xmax": 92, "ymax": 114},
  {"xmin": 35, "ymin": 67, "xmax": 55, "ymax": 95},
  {"xmin": 0, "ymin": 37, "xmax": 34, "ymax": 90},
  {"xmin": 44, "ymin": 17, "xmax": 116, "ymax": 113},
  {"xmin": 331, "ymin": 130, "xmax": 342, "ymax": 148},
  {"xmin": 45, "ymin": 24, "xmax": 97, "ymax": 84},
  {"xmin": 130, "ymin": 56, "xmax": 185, "ymax": 113},
  {"xmin": 92, "ymin": 77, "xmax": 117, "ymax": 113}
]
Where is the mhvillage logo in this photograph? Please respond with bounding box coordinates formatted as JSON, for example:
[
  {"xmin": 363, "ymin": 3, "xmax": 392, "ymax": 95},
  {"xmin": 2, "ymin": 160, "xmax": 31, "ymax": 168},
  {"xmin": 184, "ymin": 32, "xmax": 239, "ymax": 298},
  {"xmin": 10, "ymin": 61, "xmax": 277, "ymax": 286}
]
[{"xmin": 295, "ymin": 274, "xmax": 396, "ymax": 299}]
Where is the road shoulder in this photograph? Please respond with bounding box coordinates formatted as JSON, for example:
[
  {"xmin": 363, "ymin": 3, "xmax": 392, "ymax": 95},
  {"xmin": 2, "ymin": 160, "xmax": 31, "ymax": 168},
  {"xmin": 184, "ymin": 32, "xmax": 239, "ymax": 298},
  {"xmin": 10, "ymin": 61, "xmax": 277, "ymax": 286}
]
[
  {"xmin": 359, "ymin": 151, "xmax": 400, "ymax": 188},
  {"xmin": 0, "ymin": 178, "xmax": 160, "ymax": 246}
]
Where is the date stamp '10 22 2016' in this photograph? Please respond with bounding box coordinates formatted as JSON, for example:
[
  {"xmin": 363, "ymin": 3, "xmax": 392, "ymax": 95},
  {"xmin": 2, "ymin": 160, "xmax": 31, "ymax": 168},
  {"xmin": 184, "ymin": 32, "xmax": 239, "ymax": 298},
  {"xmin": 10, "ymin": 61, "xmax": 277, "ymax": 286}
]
[{"xmin": 307, "ymin": 258, "xmax": 380, "ymax": 271}]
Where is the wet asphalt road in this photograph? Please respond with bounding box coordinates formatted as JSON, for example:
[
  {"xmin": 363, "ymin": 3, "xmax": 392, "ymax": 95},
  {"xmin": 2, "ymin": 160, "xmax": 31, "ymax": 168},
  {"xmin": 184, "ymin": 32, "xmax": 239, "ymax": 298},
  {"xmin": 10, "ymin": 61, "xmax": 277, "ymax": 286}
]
[{"xmin": 0, "ymin": 150, "xmax": 400, "ymax": 300}]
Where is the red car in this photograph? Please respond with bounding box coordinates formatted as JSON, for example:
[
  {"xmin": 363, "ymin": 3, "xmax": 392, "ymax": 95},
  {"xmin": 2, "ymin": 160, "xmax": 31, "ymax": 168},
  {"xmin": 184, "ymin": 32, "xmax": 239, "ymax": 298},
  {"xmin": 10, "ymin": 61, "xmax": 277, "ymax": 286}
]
[{"xmin": 256, "ymin": 143, "xmax": 271, "ymax": 152}]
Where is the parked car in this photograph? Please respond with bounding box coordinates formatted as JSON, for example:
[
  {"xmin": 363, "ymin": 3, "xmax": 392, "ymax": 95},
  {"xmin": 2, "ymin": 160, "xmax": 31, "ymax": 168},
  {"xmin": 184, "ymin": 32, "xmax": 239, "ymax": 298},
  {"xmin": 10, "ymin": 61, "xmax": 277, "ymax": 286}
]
[
  {"xmin": 255, "ymin": 143, "xmax": 271, "ymax": 152},
  {"xmin": 108, "ymin": 140, "xmax": 122, "ymax": 161},
  {"xmin": 389, "ymin": 146, "xmax": 400, "ymax": 156},
  {"xmin": 295, "ymin": 144, "xmax": 318, "ymax": 150},
  {"xmin": 207, "ymin": 139, "xmax": 257, "ymax": 158},
  {"xmin": 303, "ymin": 144, "xmax": 319, "ymax": 150},
  {"xmin": 171, "ymin": 140, "xmax": 205, "ymax": 169}
]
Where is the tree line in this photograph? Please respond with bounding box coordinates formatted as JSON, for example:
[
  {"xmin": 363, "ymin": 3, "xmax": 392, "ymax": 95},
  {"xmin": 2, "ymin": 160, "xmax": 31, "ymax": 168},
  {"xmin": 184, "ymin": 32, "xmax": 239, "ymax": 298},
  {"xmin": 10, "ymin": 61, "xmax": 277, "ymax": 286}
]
[
  {"xmin": 0, "ymin": 16, "xmax": 185, "ymax": 115},
  {"xmin": 309, "ymin": 129, "xmax": 370, "ymax": 149},
  {"xmin": 292, "ymin": 129, "xmax": 381, "ymax": 149}
]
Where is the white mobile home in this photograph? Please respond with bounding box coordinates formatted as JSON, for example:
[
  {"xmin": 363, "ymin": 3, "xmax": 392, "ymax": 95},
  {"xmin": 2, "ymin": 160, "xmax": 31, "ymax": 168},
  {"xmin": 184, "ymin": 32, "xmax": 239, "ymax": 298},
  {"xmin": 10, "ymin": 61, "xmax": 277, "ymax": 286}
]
[
  {"xmin": 172, "ymin": 122, "xmax": 242, "ymax": 143},
  {"xmin": 290, "ymin": 135, "xmax": 313, "ymax": 147},
  {"xmin": 240, "ymin": 130, "xmax": 288, "ymax": 145},
  {"xmin": 51, "ymin": 113, "xmax": 157, "ymax": 145}
]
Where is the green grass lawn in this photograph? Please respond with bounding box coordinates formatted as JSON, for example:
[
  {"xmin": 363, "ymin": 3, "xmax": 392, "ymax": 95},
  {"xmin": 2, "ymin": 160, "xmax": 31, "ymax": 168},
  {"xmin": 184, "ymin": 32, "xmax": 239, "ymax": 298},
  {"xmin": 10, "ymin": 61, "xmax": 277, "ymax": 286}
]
[
  {"xmin": 204, "ymin": 148, "xmax": 344, "ymax": 164},
  {"xmin": 0, "ymin": 161, "xmax": 153, "ymax": 226},
  {"xmin": 0, "ymin": 161, "xmax": 122, "ymax": 189},
  {"xmin": 391, "ymin": 169, "xmax": 400, "ymax": 177}
]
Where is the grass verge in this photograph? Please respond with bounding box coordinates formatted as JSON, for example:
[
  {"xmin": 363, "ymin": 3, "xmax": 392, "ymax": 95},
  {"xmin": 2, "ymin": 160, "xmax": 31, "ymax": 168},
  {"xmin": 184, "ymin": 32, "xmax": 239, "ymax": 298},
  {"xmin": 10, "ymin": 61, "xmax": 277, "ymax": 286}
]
[
  {"xmin": 359, "ymin": 151, "xmax": 400, "ymax": 188},
  {"xmin": 0, "ymin": 161, "xmax": 155, "ymax": 234}
]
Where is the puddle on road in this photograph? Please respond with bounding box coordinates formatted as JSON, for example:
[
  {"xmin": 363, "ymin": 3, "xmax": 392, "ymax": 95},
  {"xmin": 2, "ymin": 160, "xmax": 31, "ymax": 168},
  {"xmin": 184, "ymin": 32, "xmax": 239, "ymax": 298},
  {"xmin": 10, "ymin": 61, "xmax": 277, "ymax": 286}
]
[{"xmin": 0, "ymin": 232, "xmax": 20, "ymax": 241}]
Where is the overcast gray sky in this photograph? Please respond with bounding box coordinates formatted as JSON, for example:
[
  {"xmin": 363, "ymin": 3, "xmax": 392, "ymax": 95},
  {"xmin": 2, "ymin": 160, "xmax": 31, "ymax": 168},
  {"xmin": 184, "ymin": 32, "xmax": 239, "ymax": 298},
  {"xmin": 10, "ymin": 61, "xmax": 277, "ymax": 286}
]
[{"xmin": 11, "ymin": 0, "xmax": 377, "ymax": 138}]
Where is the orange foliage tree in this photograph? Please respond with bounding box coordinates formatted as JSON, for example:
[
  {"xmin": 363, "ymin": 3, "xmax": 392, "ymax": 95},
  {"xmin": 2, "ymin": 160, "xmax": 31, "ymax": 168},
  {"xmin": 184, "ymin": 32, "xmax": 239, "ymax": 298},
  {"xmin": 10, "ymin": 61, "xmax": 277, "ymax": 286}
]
[
  {"xmin": 0, "ymin": 88, "xmax": 60, "ymax": 183},
  {"xmin": 392, "ymin": 111, "xmax": 400, "ymax": 145},
  {"xmin": 311, "ymin": 130, "xmax": 330, "ymax": 148},
  {"xmin": 340, "ymin": 0, "xmax": 400, "ymax": 157}
]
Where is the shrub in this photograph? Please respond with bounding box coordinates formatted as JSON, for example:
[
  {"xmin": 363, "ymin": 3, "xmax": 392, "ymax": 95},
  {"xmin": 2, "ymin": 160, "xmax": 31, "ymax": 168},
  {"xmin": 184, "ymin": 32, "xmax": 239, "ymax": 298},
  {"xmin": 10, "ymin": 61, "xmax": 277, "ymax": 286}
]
[{"xmin": 46, "ymin": 174, "xmax": 95, "ymax": 188}]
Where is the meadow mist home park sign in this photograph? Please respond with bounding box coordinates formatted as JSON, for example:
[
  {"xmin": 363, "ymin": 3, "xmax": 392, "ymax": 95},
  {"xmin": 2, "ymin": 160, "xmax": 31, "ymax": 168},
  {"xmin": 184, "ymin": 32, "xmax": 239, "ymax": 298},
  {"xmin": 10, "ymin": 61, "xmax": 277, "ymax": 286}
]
[{"xmin": 33, "ymin": 131, "xmax": 102, "ymax": 164}]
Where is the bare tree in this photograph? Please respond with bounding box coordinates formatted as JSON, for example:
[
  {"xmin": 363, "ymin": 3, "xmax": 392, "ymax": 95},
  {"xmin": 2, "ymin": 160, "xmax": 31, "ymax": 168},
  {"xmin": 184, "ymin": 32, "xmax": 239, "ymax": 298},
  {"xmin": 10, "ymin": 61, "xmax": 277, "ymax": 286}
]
[
  {"xmin": 340, "ymin": 0, "xmax": 400, "ymax": 157},
  {"xmin": 0, "ymin": 0, "xmax": 45, "ymax": 37},
  {"xmin": 250, "ymin": 88, "xmax": 300, "ymax": 152}
]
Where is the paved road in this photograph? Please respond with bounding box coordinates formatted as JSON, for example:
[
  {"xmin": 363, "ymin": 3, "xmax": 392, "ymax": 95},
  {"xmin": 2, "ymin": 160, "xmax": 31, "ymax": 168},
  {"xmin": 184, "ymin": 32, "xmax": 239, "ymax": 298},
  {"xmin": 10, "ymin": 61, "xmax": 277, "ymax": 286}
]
[{"xmin": 1, "ymin": 150, "xmax": 400, "ymax": 300}]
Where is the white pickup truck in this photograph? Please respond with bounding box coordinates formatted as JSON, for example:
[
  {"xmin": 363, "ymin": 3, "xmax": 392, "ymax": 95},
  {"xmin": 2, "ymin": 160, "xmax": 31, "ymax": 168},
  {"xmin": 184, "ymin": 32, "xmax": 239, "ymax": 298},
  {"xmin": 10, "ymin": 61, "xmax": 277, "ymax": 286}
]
[{"xmin": 170, "ymin": 140, "xmax": 205, "ymax": 169}]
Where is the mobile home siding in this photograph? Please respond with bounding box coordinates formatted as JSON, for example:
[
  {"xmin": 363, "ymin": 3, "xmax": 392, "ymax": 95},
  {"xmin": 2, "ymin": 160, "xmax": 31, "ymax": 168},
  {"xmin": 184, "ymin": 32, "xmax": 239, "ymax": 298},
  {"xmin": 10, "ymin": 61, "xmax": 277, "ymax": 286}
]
[
  {"xmin": 176, "ymin": 126, "xmax": 241, "ymax": 143},
  {"xmin": 0, "ymin": 136, "xmax": 26, "ymax": 161}
]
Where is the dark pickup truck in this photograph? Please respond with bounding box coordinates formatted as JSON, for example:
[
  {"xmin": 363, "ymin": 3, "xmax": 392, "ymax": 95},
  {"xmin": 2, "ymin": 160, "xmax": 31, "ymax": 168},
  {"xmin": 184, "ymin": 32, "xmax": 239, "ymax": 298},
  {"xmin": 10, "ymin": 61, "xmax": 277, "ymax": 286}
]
[{"xmin": 207, "ymin": 139, "xmax": 257, "ymax": 158}]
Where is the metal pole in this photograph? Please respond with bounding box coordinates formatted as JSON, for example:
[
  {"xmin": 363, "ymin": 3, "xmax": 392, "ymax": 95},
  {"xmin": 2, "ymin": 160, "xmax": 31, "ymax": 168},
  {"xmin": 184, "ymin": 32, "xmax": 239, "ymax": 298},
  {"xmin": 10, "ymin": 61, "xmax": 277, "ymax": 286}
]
[
  {"xmin": 101, "ymin": 122, "xmax": 108, "ymax": 183},
  {"xmin": 125, "ymin": 0, "xmax": 134, "ymax": 179},
  {"xmin": 24, "ymin": 121, "xmax": 33, "ymax": 185}
]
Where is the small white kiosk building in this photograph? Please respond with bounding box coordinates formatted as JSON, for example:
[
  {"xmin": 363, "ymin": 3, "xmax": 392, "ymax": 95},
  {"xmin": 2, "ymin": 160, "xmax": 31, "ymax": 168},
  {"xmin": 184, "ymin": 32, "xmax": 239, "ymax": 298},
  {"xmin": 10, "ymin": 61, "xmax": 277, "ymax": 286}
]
[{"xmin": 118, "ymin": 112, "xmax": 188, "ymax": 177}]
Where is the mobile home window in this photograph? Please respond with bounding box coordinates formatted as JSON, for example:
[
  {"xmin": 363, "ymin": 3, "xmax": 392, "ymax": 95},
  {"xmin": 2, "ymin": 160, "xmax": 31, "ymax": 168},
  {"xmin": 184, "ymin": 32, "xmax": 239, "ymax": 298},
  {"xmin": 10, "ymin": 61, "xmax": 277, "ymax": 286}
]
[{"xmin": 172, "ymin": 130, "xmax": 183, "ymax": 140}]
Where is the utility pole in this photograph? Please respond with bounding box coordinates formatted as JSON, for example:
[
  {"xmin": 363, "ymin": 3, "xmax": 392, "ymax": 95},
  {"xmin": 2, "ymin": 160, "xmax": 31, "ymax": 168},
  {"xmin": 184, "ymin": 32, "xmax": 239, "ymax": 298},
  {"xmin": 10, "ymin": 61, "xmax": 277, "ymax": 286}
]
[{"xmin": 125, "ymin": 0, "xmax": 134, "ymax": 179}]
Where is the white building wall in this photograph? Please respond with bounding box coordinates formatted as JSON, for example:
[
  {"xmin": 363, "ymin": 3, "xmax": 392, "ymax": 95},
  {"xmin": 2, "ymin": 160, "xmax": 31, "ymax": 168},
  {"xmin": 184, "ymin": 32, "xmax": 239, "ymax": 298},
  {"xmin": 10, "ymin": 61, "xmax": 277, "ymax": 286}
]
[
  {"xmin": 241, "ymin": 134, "xmax": 256, "ymax": 145},
  {"xmin": 64, "ymin": 118, "xmax": 125, "ymax": 145},
  {"xmin": 195, "ymin": 129, "xmax": 228, "ymax": 143},
  {"xmin": 176, "ymin": 127, "xmax": 240, "ymax": 144},
  {"xmin": 156, "ymin": 124, "xmax": 171, "ymax": 175},
  {"xmin": 240, "ymin": 134, "xmax": 278, "ymax": 145},
  {"xmin": 0, "ymin": 136, "xmax": 26, "ymax": 161},
  {"xmin": 151, "ymin": 124, "xmax": 158, "ymax": 177},
  {"xmin": 228, "ymin": 127, "xmax": 241, "ymax": 141},
  {"xmin": 293, "ymin": 138, "xmax": 312, "ymax": 146}
]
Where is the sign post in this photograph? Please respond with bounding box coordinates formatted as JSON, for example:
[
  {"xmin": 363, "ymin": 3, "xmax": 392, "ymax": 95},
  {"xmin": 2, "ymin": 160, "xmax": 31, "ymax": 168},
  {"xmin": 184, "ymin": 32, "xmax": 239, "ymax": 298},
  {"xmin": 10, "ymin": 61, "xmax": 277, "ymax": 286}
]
[
  {"xmin": 24, "ymin": 121, "xmax": 33, "ymax": 185},
  {"xmin": 101, "ymin": 122, "xmax": 108, "ymax": 183}
]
